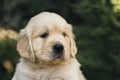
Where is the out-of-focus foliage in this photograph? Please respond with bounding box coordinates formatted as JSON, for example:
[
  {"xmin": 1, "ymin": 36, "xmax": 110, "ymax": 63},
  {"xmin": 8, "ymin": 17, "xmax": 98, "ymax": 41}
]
[
  {"xmin": 1, "ymin": 0, "xmax": 119, "ymax": 30},
  {"xmin": 74, "ymin": 25, "xmax": 120, "ymax": 80},
  {"xmin": 0, "ymin": 38, "xmax": 19, "ymax": 80},
  {"xmin": 0, "ymin": 0, "xmax": 120, "ymax": 80}
]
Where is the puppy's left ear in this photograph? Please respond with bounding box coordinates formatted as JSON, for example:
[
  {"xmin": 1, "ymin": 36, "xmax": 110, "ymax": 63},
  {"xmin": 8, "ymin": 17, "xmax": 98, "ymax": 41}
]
[{"xmin": 68, "ymin": 24, "xmax": 77, "ymax": 58}]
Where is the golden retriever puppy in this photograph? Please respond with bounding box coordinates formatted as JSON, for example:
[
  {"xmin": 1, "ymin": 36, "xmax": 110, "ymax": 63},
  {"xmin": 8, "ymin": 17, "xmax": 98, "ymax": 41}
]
[{"xmin": 12, "ymin": 12, "xmax": 86, "ymax": 80}]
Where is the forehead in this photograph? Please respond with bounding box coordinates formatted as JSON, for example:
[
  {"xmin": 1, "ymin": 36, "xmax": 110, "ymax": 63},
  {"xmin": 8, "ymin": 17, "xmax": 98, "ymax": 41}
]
[
  {"xmin": 26, "ymin": 12, "xmax": 71, "ymax": 37},
  {"xmin": 32, "ymin": 23, "xmax": 70, "ymax": 37}
]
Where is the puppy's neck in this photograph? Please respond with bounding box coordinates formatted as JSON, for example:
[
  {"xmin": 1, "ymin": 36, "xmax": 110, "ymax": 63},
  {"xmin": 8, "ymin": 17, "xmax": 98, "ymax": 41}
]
[
  {"xmin": 20, "ymin": 57, "xmax": 77, "ymax": 69},
  {"xmin": 20, "ymin": 58, "xmax": 47, "ymax": 69}
]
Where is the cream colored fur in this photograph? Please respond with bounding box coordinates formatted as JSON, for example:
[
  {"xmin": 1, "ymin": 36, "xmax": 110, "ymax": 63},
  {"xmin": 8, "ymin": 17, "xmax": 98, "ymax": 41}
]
[{"xmin": 12, "ymin": 12, "xmax": 86, "ymax": 80}]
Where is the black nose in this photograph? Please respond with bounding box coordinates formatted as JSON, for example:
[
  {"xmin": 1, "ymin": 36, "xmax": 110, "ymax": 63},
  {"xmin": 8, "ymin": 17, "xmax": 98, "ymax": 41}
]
[{"xmin": 53, "ymin": 44, "xmax": 64, "ymax": 53}]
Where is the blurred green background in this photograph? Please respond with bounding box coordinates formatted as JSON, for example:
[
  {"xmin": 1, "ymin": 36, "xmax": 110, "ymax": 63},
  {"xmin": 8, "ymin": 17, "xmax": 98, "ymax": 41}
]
[{"xmin": 0, "ymin": 0, "xmax": 120, "ymax": 80}]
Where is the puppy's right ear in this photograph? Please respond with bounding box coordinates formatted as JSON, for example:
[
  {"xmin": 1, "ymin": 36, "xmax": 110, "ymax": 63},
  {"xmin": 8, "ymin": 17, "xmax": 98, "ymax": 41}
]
[{"xmin": 17, "ymin": 29, "xmax": 35, "ymax": 62}]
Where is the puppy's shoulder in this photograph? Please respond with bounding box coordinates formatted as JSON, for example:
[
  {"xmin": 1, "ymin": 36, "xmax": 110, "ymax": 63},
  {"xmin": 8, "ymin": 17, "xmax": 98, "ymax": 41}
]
[
  {"xmin": 65, "ymin": 58, "xmax": 81, "ymax": 69},
  {"xmin": 62, "ymin": 58, "xmax": 85, "ymax": 80},
  {"xmin": 49, "ymin": 58, "xmax": 81, "ymax": 80},
  {"xmin": 15, "ymin": 58, "xmax": 36, "ymax": 73}
]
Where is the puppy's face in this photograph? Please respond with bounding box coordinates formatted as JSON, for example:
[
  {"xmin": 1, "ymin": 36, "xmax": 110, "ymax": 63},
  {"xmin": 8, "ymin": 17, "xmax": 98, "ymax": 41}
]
[
  {"xmin": 17, "ymin": 12, "xmax": 77, "ymax": 65},
  {"xmin": 32, "ymin": 24, "xmax": 73, "ymax": 64}
]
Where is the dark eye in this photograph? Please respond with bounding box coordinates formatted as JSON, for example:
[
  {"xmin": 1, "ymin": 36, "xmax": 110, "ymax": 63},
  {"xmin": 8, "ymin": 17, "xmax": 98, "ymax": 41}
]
[
  {"xmin": 62, "ymin": 32, "xmax": 67, "ymax": 37},
  {"xmin": 40, "ymin": 33, "xmax": 48, "ymax": 38}
]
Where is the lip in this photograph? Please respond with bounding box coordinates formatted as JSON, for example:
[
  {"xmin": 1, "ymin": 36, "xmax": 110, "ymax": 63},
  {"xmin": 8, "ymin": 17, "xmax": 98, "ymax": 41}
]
[{"xmin": 52, "ymin": 53, "xmax": 64, "ymax": 61}]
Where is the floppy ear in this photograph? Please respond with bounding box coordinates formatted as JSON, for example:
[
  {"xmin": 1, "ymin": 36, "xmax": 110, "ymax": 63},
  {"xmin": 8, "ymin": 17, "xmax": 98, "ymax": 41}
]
[
  {"xmin": 17, "ymin": 29, "xmax": 35, "ymax": 62},
  {"xmin": 68, "ymin": 25, "xmax": 77, "ymax": 57}
]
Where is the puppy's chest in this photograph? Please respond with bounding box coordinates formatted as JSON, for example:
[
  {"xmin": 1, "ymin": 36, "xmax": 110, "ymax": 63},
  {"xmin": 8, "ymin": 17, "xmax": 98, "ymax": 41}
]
[{"xmin": 35, "ymin": 70, "xmax": 64, "ymax": 80}]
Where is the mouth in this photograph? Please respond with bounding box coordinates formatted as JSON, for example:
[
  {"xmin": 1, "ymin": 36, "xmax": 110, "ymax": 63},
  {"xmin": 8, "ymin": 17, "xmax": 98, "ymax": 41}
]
[
  {"xmin": 52, "ymin": 52, "xmax": 64, "ymax": 61},
  {"xmin": 39, "ymin": 51, "xmax": 65, "ymax": 65}
]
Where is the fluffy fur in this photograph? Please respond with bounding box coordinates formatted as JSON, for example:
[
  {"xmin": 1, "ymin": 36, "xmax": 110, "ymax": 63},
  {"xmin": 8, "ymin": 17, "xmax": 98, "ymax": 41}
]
[{"xmin": 12, "ymin": 12, "xmax": 86, "ymax": 80}]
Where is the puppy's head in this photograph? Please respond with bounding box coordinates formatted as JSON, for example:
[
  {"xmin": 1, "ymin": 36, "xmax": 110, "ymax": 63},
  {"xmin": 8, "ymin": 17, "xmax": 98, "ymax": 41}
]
[{"xmin": 17, "ymin": 12, "xmax": 77, "ymax": 65}]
